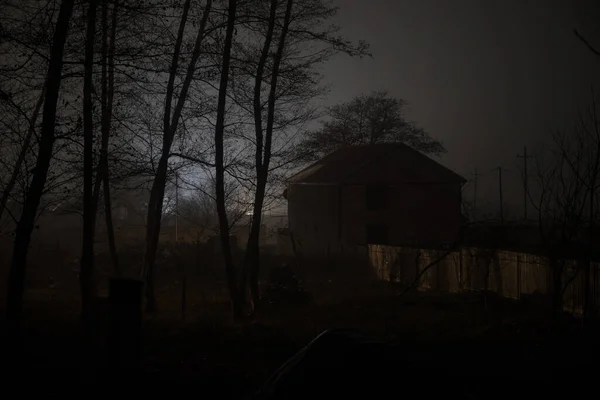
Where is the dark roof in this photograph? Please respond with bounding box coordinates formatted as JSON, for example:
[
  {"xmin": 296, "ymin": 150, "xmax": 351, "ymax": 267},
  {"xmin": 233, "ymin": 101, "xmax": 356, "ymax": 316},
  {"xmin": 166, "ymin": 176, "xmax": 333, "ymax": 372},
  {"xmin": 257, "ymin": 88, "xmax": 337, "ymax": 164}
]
[{"xmin": 288, "ymin": 143, "xmax": 466, "ymax": 185}]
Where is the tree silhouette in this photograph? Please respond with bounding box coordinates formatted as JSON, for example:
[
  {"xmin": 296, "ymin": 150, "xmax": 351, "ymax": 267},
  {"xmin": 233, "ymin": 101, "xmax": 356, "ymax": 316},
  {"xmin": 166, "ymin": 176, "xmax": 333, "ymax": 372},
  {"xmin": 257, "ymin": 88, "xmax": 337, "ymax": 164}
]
[
  {"xmin": 6, "ymin": 0, "xmax": 76, "ymax": 340},
  {"xmin": 296, "ymin": 91, "xmax": 445, "ymax": 162}
]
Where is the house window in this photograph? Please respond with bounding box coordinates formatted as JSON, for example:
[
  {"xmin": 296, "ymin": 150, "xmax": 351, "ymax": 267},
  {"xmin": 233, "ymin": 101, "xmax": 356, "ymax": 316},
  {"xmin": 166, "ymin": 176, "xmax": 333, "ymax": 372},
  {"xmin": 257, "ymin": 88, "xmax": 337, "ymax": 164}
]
[
  {"xmin": 366, "ymin": 224, "xmax": 390, "ymax": 245},
  {"xmin": 365, "ymin": 185, "xmax": 388, "ymax": 211}
]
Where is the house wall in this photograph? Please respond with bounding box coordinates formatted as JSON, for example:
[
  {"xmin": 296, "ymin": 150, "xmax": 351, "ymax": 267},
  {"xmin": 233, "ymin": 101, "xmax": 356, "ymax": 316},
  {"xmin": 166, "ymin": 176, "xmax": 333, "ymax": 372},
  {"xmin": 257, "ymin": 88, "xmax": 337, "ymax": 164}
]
[
  {"xmin": 341, "ymin": 183, "xmax": 462, "ymax": 246},
  {"xmin": 287, "ymin": 184, "xmax": 342, "ymax": 257},
  {"xmin": 288, "ymin": 182, "xmax": 463, "ymax": 256}
]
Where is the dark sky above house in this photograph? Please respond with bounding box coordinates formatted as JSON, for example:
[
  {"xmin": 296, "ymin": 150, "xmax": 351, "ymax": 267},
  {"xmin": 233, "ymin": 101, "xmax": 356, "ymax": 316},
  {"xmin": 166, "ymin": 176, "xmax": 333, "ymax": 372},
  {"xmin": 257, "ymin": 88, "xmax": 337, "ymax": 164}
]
[{"xmin": 319, "ymin": 0, "xmax": 600, "ymax": 218}]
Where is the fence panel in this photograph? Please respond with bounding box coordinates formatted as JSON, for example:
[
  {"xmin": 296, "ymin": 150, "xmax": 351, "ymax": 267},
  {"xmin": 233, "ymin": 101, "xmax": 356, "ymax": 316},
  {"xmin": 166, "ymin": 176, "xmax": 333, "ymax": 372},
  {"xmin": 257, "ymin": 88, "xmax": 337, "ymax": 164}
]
[{"xmin": 366, "ymin": 244, "xmax": 599, "ymax": 317}]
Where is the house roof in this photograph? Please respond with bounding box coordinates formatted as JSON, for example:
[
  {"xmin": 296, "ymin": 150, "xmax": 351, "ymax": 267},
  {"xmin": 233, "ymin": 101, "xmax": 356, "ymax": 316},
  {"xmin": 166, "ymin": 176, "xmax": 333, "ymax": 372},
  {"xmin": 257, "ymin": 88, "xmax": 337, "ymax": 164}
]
[{"xmin": 288, "ymin": 143, "xmax": 466, "ymax": 185}]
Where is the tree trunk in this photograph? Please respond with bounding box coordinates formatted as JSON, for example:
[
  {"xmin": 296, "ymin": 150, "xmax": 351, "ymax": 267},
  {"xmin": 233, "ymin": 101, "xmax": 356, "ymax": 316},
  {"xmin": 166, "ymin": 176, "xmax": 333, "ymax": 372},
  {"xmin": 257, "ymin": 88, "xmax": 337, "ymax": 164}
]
[
  {"xmin": 100, "ymin": 0, "xmax": 120, "ymax": 275},
  {"xmin": 80, "ymin": 0, "xmax": 98, "ymax": 328},
  {"xmin": 143, "ymin": 156, "xmax": 169, "ymax": 312},
  {"xmin": 142, "ymin": 0, "xmax": 212, "ymax": 312},
  {"xmin": 582, "ymin": 259, "xmax": 591, "ymax": 318},
  {"xmin": 214, "ymin": 0, "xmax": 241, "ymax": 319},
  {"xmin": 141, "ymin": 0, "xmax": 191, "ymax": 314},
  {"xmin": 584, "ymin": 87, "xmax": 600, "ymax": 320},
  {"xmin": 242, "ymin": 0, "xmax": 278, "ymax": 312},
  {"xmin": 551, "ymin": 258, "xmax": 564, "ymax": 318},
  {"xmin": 583, "ymin": 185, "xmax": 595, "ymax": 319},
  {"xmin": 243, "ymin": 176, "xmax": 268, "ymax": 309},
  {"xmin": 492, "ymin": 253, "xmax": 503, "ymax": 296},
  {"xmin": 104, "ymin": 178, "xmax": 120, "ymax": 275},
  {"xmin": 243, "ymin": 0, "xmax": 293, "ymax": 310},
  {"xmin": 5, "ymin": 0, "xmax": 75, "ymax": 340},
  {"xmin": 0, "ymin": 87, "xmax": 45, "ymax": 230}
]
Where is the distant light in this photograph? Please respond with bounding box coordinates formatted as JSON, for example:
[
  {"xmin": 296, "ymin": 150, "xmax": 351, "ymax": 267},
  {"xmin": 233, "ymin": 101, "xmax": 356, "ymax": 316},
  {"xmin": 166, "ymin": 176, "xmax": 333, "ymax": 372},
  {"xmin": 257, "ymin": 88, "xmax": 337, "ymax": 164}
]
[{"xmin": 246, "ymin": 211, "xmax": 253, "ymax": 216}]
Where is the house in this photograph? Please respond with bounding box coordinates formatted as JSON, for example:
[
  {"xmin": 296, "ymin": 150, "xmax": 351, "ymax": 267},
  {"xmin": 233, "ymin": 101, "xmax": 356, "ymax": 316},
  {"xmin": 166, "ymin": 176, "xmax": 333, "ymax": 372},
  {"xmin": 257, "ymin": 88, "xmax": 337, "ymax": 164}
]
[{"xmin": 286, "ymin": 143, "xmax": 466, "ymax": 257}]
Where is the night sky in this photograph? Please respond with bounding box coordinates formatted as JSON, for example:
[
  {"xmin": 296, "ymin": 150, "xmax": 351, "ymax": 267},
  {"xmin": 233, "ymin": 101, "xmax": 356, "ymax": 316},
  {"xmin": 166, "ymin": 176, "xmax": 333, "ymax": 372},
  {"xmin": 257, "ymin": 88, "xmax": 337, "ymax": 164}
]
[{"xmin": 320, "ymin": 0, "xmax": 600, "ymax": 217}]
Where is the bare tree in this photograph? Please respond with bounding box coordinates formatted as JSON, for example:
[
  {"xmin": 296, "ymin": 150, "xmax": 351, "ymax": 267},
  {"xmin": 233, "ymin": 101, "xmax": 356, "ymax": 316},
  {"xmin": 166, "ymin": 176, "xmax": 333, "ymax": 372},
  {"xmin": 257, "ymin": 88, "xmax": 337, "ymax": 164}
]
[
  {"xmin": 142, "ymin": 0, "xmax": 213, "ymax": 312},
  {"xmin": 530, "ymin": 92, "xmax": 600, "ymax": 317},
  {"xmin": 6, "ymin": 0, "xmax": 75, "ymax": 338},
  {"xmin": 0, "ymin": 0, "xmax": 57, "ymax": 232},
  {"xmin": 175, "ymin": 174, "xmax": 250, "ymax": 237},
  {"xmin": 240, "ymin": 0, "xmax": 294, "ymax": 310},
  {"xmin": 296, "ymin": 91, "xmax": 445, "ymax": 163},
  {"xmin": 0, "ymin": 87, "xmax": 45, "ymax": 230},
  {"xmin": 80, "ymin": 0, "xmax": 100, "ymax": 327},
  {"xmin": 98, "ymin": 0, "xmax": 120, "ymax": 275},
  {"xmin": 239, "ymin": 0, "xmax": 370, "ymax": 312},
  {"xmin": 201, "ymin": 0, "xmax": 369, "ymax": 317},
  {"xmin": 214, "ymin": 0, "xmax": 240, "ymax": 317}
]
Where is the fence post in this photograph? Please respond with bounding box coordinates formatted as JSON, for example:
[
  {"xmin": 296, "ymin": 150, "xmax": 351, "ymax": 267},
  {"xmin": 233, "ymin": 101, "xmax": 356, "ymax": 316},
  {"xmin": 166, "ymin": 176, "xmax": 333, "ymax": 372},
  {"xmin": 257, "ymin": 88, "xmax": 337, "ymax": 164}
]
[
  {"xmin": 594, "ymin": 264, "xmax": 598, "ymax": 316},
  {"xmin": 515, "ymin": 254, "xmax": 520, "ymax": 299},
  {"xmin": 108, "ymin": 278, "xmax": 143, "ymax": 370},
  {"xmin": 181, "ymin": 275, "xmax": 187, "ymax": 323},
  {"xmin": 414, "ymin": 249, "xmax": 421, "ymax": 290},
  {"xmin": 436, "ymin": 250, "xmax": 441, "ymax": 290},
  {"xmin": 458, "ymin": 248, "xmax": 463, "ymax": 290}
]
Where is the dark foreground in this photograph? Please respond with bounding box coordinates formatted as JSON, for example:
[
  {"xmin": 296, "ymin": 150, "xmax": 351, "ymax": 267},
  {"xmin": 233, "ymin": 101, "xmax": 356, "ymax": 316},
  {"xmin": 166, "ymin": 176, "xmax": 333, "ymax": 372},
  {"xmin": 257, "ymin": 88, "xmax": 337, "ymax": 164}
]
[{"xmin": 1, "ymin": 291, "xmax": 598, "ymax": 398}]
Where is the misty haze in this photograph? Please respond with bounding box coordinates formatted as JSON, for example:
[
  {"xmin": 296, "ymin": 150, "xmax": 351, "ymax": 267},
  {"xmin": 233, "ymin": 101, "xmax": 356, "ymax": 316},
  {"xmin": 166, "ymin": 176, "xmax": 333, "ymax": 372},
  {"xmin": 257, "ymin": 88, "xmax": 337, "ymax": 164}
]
[{"xmin": 1, "ymin": 0, "xmax": 599, "ymax": 396}]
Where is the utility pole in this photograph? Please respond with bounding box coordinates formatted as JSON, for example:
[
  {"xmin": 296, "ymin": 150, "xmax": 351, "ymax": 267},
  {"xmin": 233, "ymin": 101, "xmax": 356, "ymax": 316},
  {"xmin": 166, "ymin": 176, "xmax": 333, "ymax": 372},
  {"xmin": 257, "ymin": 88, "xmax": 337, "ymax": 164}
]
[
  {"xmin": 497, "ymin": 166, "xmax": 504, "ymax": 223},
  {"xmin": 517, "ymin": 146, "xmax": 531, "ymax": 221},
  {"xmin": 472, "ymin": 169, "xmax": 479, "ymax": 220}
]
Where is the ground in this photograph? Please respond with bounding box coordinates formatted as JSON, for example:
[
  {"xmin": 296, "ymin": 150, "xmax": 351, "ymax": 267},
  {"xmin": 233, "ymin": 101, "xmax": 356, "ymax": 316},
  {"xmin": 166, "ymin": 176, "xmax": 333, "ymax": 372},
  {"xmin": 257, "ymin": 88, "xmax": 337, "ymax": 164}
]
[
  {"xmin": 0, "ymin": 244, "xmax": 597, "ymax": 395},
  {"xmin": 1, "ymin": 284, "xmax": 597, "ymax": 396}
]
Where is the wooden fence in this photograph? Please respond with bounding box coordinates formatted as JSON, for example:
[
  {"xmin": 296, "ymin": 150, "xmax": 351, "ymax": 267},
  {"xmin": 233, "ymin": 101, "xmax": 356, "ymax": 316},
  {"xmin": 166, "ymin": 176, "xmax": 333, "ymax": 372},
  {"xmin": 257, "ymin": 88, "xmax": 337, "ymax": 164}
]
[{"xmin": 368, "ymin": 245, "xmax": 600, "ymax": 315}]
